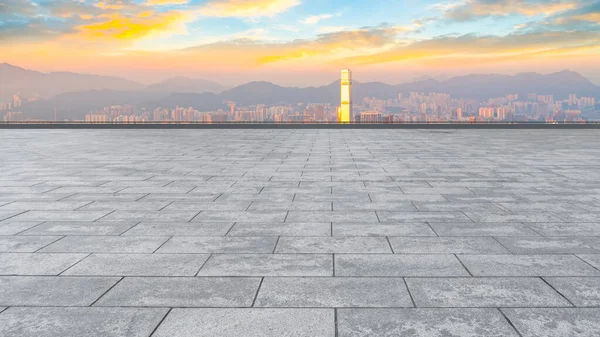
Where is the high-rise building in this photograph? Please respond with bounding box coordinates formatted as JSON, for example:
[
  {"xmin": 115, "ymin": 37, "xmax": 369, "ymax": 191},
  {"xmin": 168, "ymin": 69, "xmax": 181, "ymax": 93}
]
[{"xmin": 339, "ymin": 69, "xmax": 352, "ymax": 123}]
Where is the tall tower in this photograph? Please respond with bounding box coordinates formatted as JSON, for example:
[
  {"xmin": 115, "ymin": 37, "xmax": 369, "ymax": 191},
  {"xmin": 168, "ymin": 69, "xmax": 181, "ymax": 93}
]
[{"xmin": 340, "ymin": 69, "xmax": 352, "ymax": 123}]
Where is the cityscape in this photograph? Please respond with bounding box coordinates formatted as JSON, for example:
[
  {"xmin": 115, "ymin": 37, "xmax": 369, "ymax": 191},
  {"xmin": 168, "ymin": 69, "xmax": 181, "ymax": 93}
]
[{"xmin": 2, "ymin": 68, "xmax": 599, "ymax": 124}]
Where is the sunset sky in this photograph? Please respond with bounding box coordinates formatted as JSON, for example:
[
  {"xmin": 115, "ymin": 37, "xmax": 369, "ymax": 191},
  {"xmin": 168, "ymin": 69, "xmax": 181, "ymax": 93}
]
[{"xmin": 1, "ymin": 0, "xmax": 599, "ymax": 86}]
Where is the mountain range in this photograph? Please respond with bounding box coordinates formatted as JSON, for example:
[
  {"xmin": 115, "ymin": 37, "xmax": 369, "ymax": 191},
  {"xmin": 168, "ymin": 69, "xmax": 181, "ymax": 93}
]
[{"xmin": 2, "ymin": 63, "xmax": 599, "ymax": 120}]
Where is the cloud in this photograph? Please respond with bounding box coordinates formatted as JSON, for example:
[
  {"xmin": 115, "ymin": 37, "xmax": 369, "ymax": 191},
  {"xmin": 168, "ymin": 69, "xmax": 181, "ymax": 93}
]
[
  {"xmin": 339, "ymin": 30, "xmax": 600, "ymax": 65},
  {"xmin": 76, "ymin": 10, "xmax": 192, "ymax": 41},
  {"xmin": 301, "ymin": 13, "xmax": 340, "ymax": 24},
  {"xmin": 199, "ymin": 0, "xmax": 300, "ymax": 18},
  {"xmin": 146, "ymin": 0, "xmax": 190, "ymax": 4},
  {"xmin": 436, "ymin": 0, "xmax": 578, "ymax": 21}
]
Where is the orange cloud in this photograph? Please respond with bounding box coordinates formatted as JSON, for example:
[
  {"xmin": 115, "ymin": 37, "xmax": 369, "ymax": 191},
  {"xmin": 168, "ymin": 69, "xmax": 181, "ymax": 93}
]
[
  {"xmin": 199, "ymin": 0, "xmax": 300, "ymax": 17},
  {"xmin": 75, "ymin": 10, "xmax": 192, "ymax": 42}
]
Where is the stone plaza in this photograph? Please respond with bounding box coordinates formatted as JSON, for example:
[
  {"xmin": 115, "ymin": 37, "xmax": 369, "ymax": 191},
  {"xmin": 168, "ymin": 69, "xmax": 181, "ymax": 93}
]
[{"xmin": 0, "ymin": 128, "xmax": 600, "ymax": 336}]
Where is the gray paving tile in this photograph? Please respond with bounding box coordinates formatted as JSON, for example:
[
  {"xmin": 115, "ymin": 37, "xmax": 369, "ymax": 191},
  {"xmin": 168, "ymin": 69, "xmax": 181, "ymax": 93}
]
[
  {"xmin": 40, "ymin": 236, "xmax": 169, "ymax": 253},
  {"xmin": 406, "ymin": 277, "xmax": 571, "ymax": 307},
  {"xmin": 21, "ymin": 221, "xmax": 136, "ymax": 236},
  {"xmin": 333, "ymin": 223, "xmax": 436, "ymax": 237},
  {"xmin": 229, "ymin": 222, "xmax": 331, "ymax": 236},
  {"xmin": 338, "ymin": 308, "xmax": 520, "ymax": 337},
  {"xmin": 0, "ymin": 236, "xmax": 62, "ymax": 252},
  {"xmin": 276, "ymin": 237, "xmax": 392, "ymax": 253},
  {"xmin": 192, "ymin": 210, "xmax": 287, "ymax": 222},
  {"xmin": 526, "ymin": 222, "xmax": 600, "ymax": 236},
  {"xmin": 545, "ymin": 277, "xmax": 600, "ymax": 306},
  {"xmin": 430, "ymin": 222, "xmax": 539, "ymax": 236},
  {"xmin": 332, "ymin": 201, "xmax": 417, "ymax": 211},
  {"xmin": 9, "ymin": 211, "xmax": 112, "ymax": 222},
  {"xmin": 412, "ymin": 202, "xmax": 505, "ymax": 212},
  {"xmin": 555, "ymin": 212, "xmax": 600, "ymax": 222},
  {"xmin": 152, "ymin": 308, "xmax": 334, "ymax": 337},
  {"xmin": 123, "ymin": 222, "xmax": 234, "ymax": 236},
  {"xmin": 497, "ymin": 237, "xmax": 600, "ymax": 254},
  {"xmin": 96, "ymin": 277, "xmax": 261, "ymax": 307},
  {"xmin": 198, "ymin": 254, "xmax": 333, "ymax": 276},
  {"xmin": 77, "ymin": 201, "xmax": 172, "ymax": 211},
  {"xmin": 0, "ymin": 307, "xmax": 168, "ymax": 337},
  {"xmin": 0, "ymin": 201, "xmax": 92, "ymax": 211},
  {"xmin": 502, "ymin": 308, "xmax": 600, "ymax": 337},
  {"xmin": 286, "ymin": 211, "xmax": 379, "ymax": 223},
  {"xmin": 459, "ymin": 255, "xmax": 600, "ymax": 276},
  {"xmin": 248, "ymin": 201, "xmax": 332, "ymax": 211},
  {"xmin": 335, "ymin": 254, "xmax": 469, "ymax": 277},
  {"xmin": 99, "ymin": 210, "xmax": 199, "ymax": 222},
  {"xmin": 389, "ymin": 237, "xmax": 509, "ymax": 254},
  {"xmin": 157, "ymin": 236, "xmax": 277, "ymax": 253},
  {"xmin": 0, "ymin": 211, "xmax": 25, "ymax": 222},
  {"xmin": 0, "ymin": 221, "xmax": 42, "ymax": 235},
  {"xmin": 578, "ymin": 254, "xmax": 600, "ymax": 270},
  {"xmin": 0, "ymin": 253, "xmax": 87, "ymax": 275},
  {"xmin": 163, "ymin": 201, "xmax": 253, "ymax": 211},
  {"xmin": 63, "ymin": 253, "xmax": 210, "ymax": 276},
  {"xmin": 255, "ymin": 277, "xmax": 412, "ymax": 308},
  {"xmin": 377, "ymin": 211, "xmax": 471, "ymax": 223},
  {"xmin": 0, "ymin": 276, "xmax": 119, "ymax": 306},
  {"xmin": 463, "ymin": 212, "xmax": 564, "ymax": 222}
]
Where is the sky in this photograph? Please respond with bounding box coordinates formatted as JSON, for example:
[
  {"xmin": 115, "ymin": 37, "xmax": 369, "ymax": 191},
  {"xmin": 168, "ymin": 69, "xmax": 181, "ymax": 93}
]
[{"xmin": 1, "ymin": 0, "xmax": 600, "ymax": 86}]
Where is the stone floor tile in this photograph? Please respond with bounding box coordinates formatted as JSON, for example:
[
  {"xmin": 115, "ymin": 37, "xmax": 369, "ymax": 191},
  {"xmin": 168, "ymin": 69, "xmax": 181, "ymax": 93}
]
[
  {"xmin": 9, "ymin": 211, "xmax": 112, "ymax": 222},
  {"xmin": 430, "ymin": 222, "xmax": 539, "ymax": 236},
  {"xmin": 255, "ymin": 277, "xmax": 413, "ymax": 308},
  {"xmin": 77, "ymin": 201, "xmax": 172, "ymax": 211},
  {"xmin": 63, "ymin": 253, "xmax": 210, "ymax": 276},
  {"xmin": 389, "ymin": 237, "xmax": 509, "ymax": 254},
  {"xmin": 192, "ymin": 211, "xmax": 287, "ymax": 222},
  {"xmin": 335, "ymin": 254, "xmax": 469, "ymax": 277},
  {"xmin": 276, "ymin": 237, "xmax": 392, "ymax": 253},
  {"xmin": 286, "ymin": 211, "xmax": 379, "ymax": 223},
  {"xmin": 526, "ymin": 222, "xmax": 600, "ymax": 236},
  {"xmin": 0, "ymin": 307, "xmax": 168, "ymax": 337},
  {"xmin": 406, "ymin": 277, "xmax": 571, "ymax": 307},
  {"xmin": 152, "ymin": 308, "xmax": 334, "ymax": 337},
  {"xmin": 157, "ymin": 236, "xmax": 277, "ymax": 253},
  {"xmin": 0, "ymin": 253, "xmax": 87, "ymax": 275},
  {"xmin": 198, "ymin": 254, "xmax": 333, "ymax": 276},
  {"xmin": 0, "ymin": 221, "xmax": 43, "ymax": 235},
  {"xmin": 459, "ymin": 255, "xmax": 600, "ymax": 277},
  {"xmin": 333, "ymin": 223, "xmax": 436, "ymax": 237},
  {"xmin": 40, "ymin": 236, "xmax": 169, "ymax": 253},
  {"xmin": 123, "ymin": 222, "xmax": 234, "ymax": 236},
  {"xmin": 545, "ymin": 277, "xmax": 600, "ymax": 306},
  {"xmin": 338, "ymin": 308, "xmax": 520, "ymax": 337},
  {"xmin": 502, "ymin": 308, "xmax": 600, "ymax": 337},
  {"xmin": 21, "ymin": 221, "xmax": 136, "ymax": 236},
  {"xmin": 0, "ymin": 276, "xmax": 119, "ymax": 306},
  {"xmin": 95, "ymin": 277, "xmax": 261, "ymax": 307},
  {"xmin": 98, "ymin": 210, "xmax": 199, "ymax": 222},
  {"xmin": 0, "ymin": 236, "xmax": 62, "ymax": 252},
  {"xmin": 496, "ymin": 237, "xmax": 600, "ymax": 254},
  {"xmin": 377, "ymin": 211, "xmax": 471, "ymax": 223},
  {"xmin": 228, "ymin": 222, "xmax": 331, "ymax": 236}
]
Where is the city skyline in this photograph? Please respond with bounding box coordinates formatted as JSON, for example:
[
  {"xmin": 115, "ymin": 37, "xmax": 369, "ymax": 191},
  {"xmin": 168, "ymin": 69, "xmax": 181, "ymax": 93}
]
[{"xmin": 2, "ymin": 0, "xmax": 600, "ymax": 85}]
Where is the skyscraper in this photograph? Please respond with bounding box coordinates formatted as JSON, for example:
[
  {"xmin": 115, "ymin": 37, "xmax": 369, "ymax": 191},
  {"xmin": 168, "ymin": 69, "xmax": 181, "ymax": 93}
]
[{"xmin": 339, "ymin": 69, "xmax": 352, "ymax": 123}]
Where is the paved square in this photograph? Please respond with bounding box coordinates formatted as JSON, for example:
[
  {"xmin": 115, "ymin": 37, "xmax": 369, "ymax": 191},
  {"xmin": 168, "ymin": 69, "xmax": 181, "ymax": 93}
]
[{"xmin": 1, "ymin": 129, "xmax": 600, "ymax": 336}]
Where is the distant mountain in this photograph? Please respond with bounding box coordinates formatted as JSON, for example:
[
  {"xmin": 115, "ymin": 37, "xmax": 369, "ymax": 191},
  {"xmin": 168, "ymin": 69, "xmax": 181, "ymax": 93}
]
[
  {"xmin": 145, "ymin": 77, "xmax": 226, "ymax": 94},
  {"xmin": 0, "ymin": 63, "xmax": 144, "ymax": 101},
  {"xmin": 7, "ymin": 64, "xmax": 600, "ymax": 120}
]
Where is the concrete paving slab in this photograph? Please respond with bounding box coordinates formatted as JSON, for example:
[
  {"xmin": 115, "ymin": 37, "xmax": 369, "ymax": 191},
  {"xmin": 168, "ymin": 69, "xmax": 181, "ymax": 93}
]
[
  {"xmin": 338, "ymin": 308, "xmax": 520, "ymax": 337},
  {"xmin": 0, "ymin": 276, "xmax": 119, "ymax": 306},
  {"xmin": 406, "ymin": 277, "xmax": 571, "ymax": 307},
  {"xmin": 152, "ymin": 308, "xmax": 334, "ymax": 337},
  {"xmin": 255, "ymin": 277, "xmax": 413, "ymax": 308},
  {"xmin": 0, "ymin": 307, "xmax": 168, "ymax": 337},
  {"xmin": 95, "ymin": 277, "xmax": 261, "ymax": 307},
  {"xmin": 502, "ymin": 308, "xmax": 600, "ymax": 337},
  {"xmin": 63, "ymin": 253, "xmax": 210, "ymax": 276}
]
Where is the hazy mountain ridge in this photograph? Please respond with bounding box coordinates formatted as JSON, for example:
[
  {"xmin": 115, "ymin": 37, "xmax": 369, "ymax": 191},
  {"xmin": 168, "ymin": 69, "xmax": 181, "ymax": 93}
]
[
  {"xmin": 4, "ymin": 64, "xmax": 599, "ymax": 119},
  {"xmin": 0, "ymin": 63, "xmax": 225, "ymax": 100}
]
